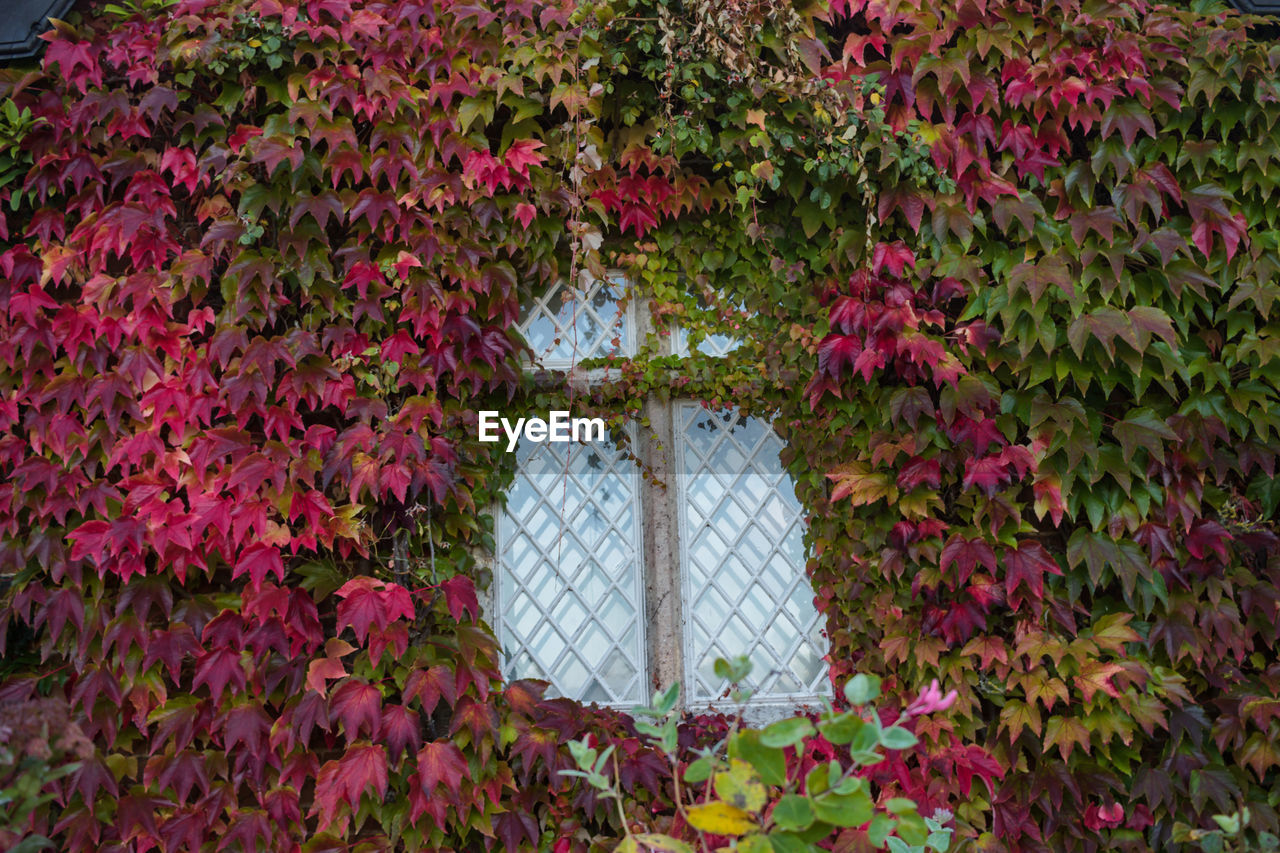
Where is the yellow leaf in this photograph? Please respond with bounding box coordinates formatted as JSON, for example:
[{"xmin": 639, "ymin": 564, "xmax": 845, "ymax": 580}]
[
  {"xmin": 713, "ymin": 759, "xmax": 767, "ymax": 813},
  {"xmin": 686, "ymin": 801, "xmax": 758, "ymax": 836},
  {"xmin": 827, "ymin": 462, "xmax": 896, "ymax": 506},
  {"xmin": 324, "ymin": 638, "xmax": 357, "ymax": 658},
  {"xmin": 633, "ymin": 834, "xmax": 694, "ymax": 853},
  {"xmin": 750, "ymin": 160, "xmax": 774, "ymax": 183}
]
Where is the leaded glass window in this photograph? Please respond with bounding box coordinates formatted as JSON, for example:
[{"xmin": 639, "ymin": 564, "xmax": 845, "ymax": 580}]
[
  {"xmin": 495, "ymin": 435, "xmax": 645, "ymax": 704},
  {"xmin": 676, "ymin": 405, "xmax": 827, "ymax": 702},
  {"xmin": 493, "ymin": 272, "xmax": 829, "ymax": 714},
  {"xmin": 517, "ymin": 273, "xmax": 632, "ymax": 368}
]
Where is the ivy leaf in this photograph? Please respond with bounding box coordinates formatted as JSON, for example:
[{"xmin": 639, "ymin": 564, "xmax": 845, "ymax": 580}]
[
  {"xmin": 1009, "ymin": 256, "xmax": 1071, "ymax": 305},
  {"xmin": 306, "ymin": 654, "xmax": 348, "ymax": 694},
  {"xmin": 1066, "ymin": 307, "xmax": 1136, "ymax": 362},
  {"xmin": 1112, "ymin": 409, "xmax": 1176, "ymax": 464},
  {"xmin": 1026, "ymin": 677, "xmax": 1070, "ymax": 712},
  {"xmin": 941, "ymin": 536, "xmax": 997, "ymax": 586},
  {"xmin": 440, "ymin": 575, "xmax": 478, "ymax": 622},
  {"xmin": 329, "ymin": 679, "xmax": 382, "ymax": 741},
  {"xmin": 828, "ymin": 463, "xmax": 896, "ymax": 506},
  {"xmin": 1088, "ymin": 613, "xmax": 1141, "ymax": 653},
  {"xmin": 380, "ymin": 704, "xmax": 422, "ymax": 761},
  {"xmin": 313, "ymin": 744, "xmax": 388, "ymax": 818},
  {"xmin": 512, "ymin": 202, "xmax": 537, "ymax": 229},
  {"xmin": 961, "ymin": 635, "xmax": 1009, "ymax": 670},
  {"xmin": 1075, "ymin": 660, "xmax": 1126, "ymax": 704},
  {"xmin": 1127, "ymin": 306, "xmax": 1177, "ymax": 350},
  {"xmin": 1043, "ymin": 715, "xmax": 1092, "ymax": 759},
  {"xmin": 888, "ymin": 386, "xmax": 935, "ymax": 429},
  {"xmin": 191, "ymin": 648, "xmax": 246, "ymax": 699},
  {"xmin": 416, "ymin": 740, "xmax": 468, "ymax": 797},
  {"xmin": 999, "ymin": 700, "xmax": 1042, "ymax": 741},
  {"xmin": 1100, "ymin": 100, "xmax": 1156, "ymax": 148},
  {"xmin": 335, "ymin": 577, "xmax": 415, "ymax": 645},
  {"xmin": 403, "ymin": 664, "xmax": 457, "ymax": 712},
  {"xmin": 1066, "ymin": 529, "xmax": 1152, "ymax": 594},
  {"xmin": 1003, "ymin": 541, "xmax": 1063, "ymax": 611},
  {"xmin": 231, "ymin": 543, "xmax": 285, "ymax": 589},
  {"xmin": 817, "ymin": 333, "xmax": 863, "ymax": 377}
]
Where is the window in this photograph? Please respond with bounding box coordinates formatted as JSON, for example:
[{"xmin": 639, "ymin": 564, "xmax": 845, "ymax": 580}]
[
  {"xmin": 672, "ymin": 295, "xmax": 745, "ymax": 358},
  {"xmin": 676, "ymin": 405, "xmax": 827, "ymax": 703},
  {"xmin": 518, "ymin": 273, "xmax": 633, "ymax": 369},
  {"xmin": 495, "ymin": 435, "xmax": 646, "ymax": 705},
  {"xmin": 493, "ymin": 274, "xmax": 827, "ymax": 714}
]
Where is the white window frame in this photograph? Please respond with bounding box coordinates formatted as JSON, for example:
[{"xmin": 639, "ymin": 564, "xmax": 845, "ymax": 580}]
[{"xmin": 484, "ymin": 273, "xmax": 829, "ymax": 720}]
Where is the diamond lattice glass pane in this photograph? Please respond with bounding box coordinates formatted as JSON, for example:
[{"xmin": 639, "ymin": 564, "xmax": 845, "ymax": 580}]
[
  {"xmin": 518, "ymin": 274, "xmax": 630, "ymax": 367},
  {"xmin": 672, "ymin": 301, "xmax": 752, "ymax": 358},
  {"xmin": 497, "ymin": 435, "xmax": 644, "ymax": 705},
  {"xmin": 678, "ymin": 405, "xmax": 829, "ymax": 701},
  {"xmin": 675, "ymin": 327, "xmax": 742, "ymax": 358}
]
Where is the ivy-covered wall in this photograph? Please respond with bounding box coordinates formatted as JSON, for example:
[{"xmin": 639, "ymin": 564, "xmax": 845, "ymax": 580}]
[{"xmin": 1, "ymin": 0, "xmax": 1279, "ymax": 851}]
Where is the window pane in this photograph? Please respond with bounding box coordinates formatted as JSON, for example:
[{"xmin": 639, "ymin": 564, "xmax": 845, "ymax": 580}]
[
  {"xmin": 674, "ymin": 325, "xmax": 742, "ymax": 358},
  {"xmin": 496, "ymin": 434, "xmax": 645, "ymax": 705},
  {"xmin": 518, "ymin": 273, "xmax": 630, "ymax": 368},
  {"xmin": 677, "ymin": 405, "xmax": 828, "ymax": 702}
]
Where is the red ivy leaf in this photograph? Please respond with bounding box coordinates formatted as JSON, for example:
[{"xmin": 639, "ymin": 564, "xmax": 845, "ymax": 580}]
[
  {"xmin": 330, "ymin": 679, "xmax": 383, "ymax": 742},
  {"xmin": 816, "ymin": 334, "xmax": 863, "ymax": 378},
  {"xmin": 503, "ymin": 138, "xmax": 545, "ymax": 177},
  {"xmin": 416, "ymin": 740, "xmax": 468, "ymax": 797},
  {"xmin": 1004, "ymin": 541, "xmax": 1063, "ymax": 613},
  {"xmin": 313, "ymin": 744, "xmax": 389, "ymax": 825},
  {"xmin": 335, "ymin": 577, "xmax": 414, "ymax": 644},
  {"xmin": 941, "ymin": 535, "xmax": 997, "ymax": 586},
  {"xmin": 191, "ymin": 647, "xmax": 246, "ymax": 699},
  {"xmin": 231, "ymin": 543, "xmax": 285, "ymax": 590},
  {"xmin": 440, "ymin": 575, "xmax": 478, "ymax": 623},
  {"xmin": 513, "ymin": 202, "xmax": 537, "ymax": 229},
  {"xmin": 380, "ymin": 704, "xmax": 423, "ymax": 761},
  {"xmin": 404, "ymin": 664, "xmax": 457, "ymax": 713}
]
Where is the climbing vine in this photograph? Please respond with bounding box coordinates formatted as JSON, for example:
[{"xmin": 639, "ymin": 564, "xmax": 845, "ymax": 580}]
[{"xmin": 1, "ymin": 0, "xmax": 1279, "ymax": 850}]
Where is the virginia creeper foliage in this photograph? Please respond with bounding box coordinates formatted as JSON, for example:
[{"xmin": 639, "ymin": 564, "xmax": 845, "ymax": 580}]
[{"xmin": 1, "ymin": 0, "xmax": 1279, "ymax": 850}]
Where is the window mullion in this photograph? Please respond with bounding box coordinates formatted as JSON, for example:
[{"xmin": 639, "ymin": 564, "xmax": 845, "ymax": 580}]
[
  {"xmin": 638, "ymin": 393, "xmax": 682, "ymax": 708},
  {"xmin": 632, "ymin": 292, "xmax": 685, "ymax": 709}
]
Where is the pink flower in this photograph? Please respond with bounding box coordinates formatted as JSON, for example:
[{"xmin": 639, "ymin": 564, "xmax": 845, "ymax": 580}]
[{"xmin": 905, "ymin": 679, "xmax": 958, "ymax": 716}]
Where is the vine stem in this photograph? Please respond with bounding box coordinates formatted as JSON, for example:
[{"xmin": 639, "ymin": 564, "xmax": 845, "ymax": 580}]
[{"xmin": 612, "ymin": 748, "xmax": 633, "ymax": 839}]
